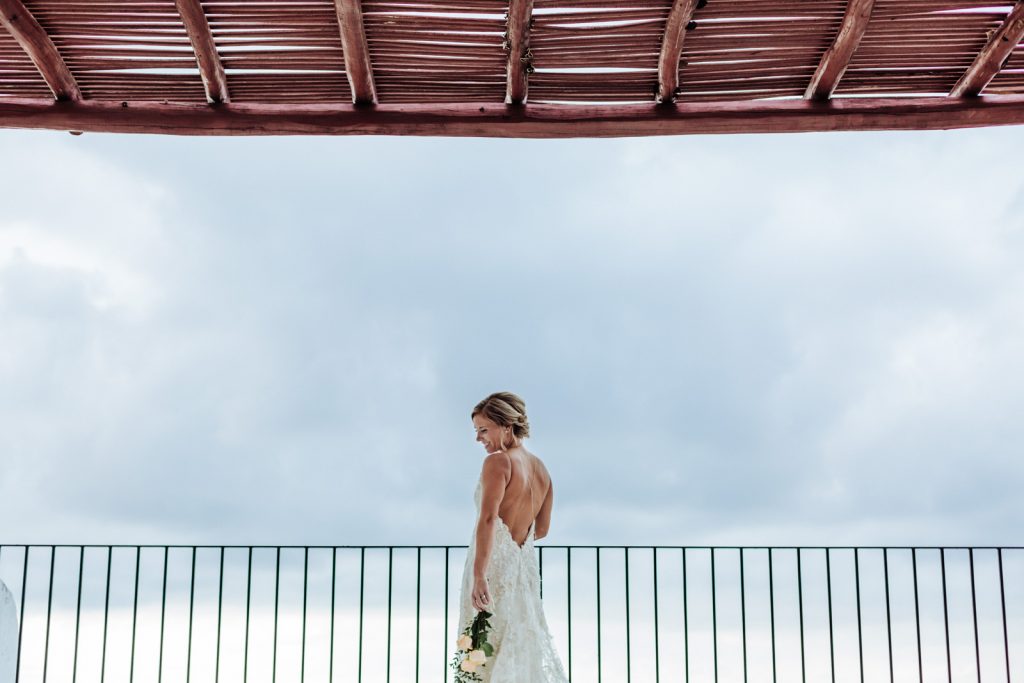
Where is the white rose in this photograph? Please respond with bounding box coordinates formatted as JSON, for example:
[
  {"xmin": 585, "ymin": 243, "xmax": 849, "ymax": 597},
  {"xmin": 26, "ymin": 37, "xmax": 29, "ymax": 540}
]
[
  {"xmin": 460, "ymin": 658, "xmax": 477, "ymax": 673},
  {"xmin": 457, "ymin": 634, "xmax": 472, "ymax": 650},
  {"xmin": 469, "ymin": 649, "xmax": 487, "ymax": 664}
]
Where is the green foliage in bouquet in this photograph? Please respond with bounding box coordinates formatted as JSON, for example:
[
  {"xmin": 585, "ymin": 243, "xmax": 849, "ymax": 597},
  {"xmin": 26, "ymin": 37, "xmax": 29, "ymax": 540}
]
[{"xmin": 449, "ymin": 610, "xmax": 495, "ymax": 682}]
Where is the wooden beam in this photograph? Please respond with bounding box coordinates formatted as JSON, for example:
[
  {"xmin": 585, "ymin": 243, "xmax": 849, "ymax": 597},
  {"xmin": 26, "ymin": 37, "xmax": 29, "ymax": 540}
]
[
  {"xmin": 951, "ymin": 1, "xmax": 1024, "ymax": 97},
  {"xmin": 505, "ymin": 0, "xmax": 533, "ymax": 105},
  {"xmin": 334, "ymin": 0, "xmax": 376, "ymax": 105},
  {"xmin": 6, "ymin": 96, "xmax": 1024, "ymax": 138},
  {"xmin": 0, "ymin": 0, "xmax": 79, "ymax": 101},
  {"xmin": 805, "ymin": 0, "xmax": 875, "ymax": 101},
  {"xmin": 656, "ymin": 0, "xmax": 700, "ymax": 104},
  {"xmin": 174, "ymin": 0, "xmax": 229, "ymax": 104}
]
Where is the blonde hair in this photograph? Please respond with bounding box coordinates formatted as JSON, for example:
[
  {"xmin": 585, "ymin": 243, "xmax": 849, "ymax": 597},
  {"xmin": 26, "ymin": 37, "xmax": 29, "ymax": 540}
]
[{"xmin": 471, "ymin": 391, "xmax": 531, "ymax": 441}]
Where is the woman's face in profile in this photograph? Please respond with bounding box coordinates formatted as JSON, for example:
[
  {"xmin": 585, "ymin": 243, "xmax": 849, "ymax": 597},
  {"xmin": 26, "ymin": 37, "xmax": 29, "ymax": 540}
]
[{"xmin": 473, "ymin": 414, "xmax": 501, "ymax": 454}]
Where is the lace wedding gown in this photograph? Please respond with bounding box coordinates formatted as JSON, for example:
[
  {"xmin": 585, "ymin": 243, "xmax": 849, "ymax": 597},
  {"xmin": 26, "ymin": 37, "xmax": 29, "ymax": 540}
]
[{"xmin": 456, "ymin": 477, "xmax": 570, "ymax": 683}]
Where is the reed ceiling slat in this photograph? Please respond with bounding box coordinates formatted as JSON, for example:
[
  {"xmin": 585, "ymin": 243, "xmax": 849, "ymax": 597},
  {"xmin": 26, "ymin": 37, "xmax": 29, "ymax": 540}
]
[
  {"xmin": 0, "ymin": 26, "xmax": 52, "ymax": 97},
  {"xmin": 834, "ymin": 0, "xmax": 1004, "ymax": 97},
  {"xmin": 3, "ymin": 0, "xmax": 1024, "ymax": 134},
  {"xmin": 362, "ymin": 0, "xmax": 505, "ymax": 102}
]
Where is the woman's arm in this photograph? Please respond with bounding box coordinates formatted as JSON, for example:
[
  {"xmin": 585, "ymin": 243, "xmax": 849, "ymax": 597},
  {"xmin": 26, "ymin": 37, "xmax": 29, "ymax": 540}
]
[
  {"xmin": 534, "ymin": 479, "xmax": 553, "ymax": 540},
  {"xmin": 474, "ymin": 453, "xmax": 511, "ymax": 577}
]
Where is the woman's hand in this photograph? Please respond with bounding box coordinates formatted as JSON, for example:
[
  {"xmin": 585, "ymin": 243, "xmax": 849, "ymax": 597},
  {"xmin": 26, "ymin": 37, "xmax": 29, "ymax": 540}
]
[{"xmin": 472, "ymin": 574, "xmax": 491, "ymax": 611}]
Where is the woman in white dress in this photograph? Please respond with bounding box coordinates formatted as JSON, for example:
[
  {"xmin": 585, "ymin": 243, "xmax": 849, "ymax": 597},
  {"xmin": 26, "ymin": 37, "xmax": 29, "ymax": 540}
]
[{"xmin": 456, "ymin": 392, "xmax": 570, "ymax": 683}]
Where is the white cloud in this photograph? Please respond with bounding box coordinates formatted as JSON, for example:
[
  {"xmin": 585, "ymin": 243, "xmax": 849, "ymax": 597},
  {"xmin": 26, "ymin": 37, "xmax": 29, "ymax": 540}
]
[{"xmin": 0, "ymin": 126, "xmax": 1021, "ymax": 550}]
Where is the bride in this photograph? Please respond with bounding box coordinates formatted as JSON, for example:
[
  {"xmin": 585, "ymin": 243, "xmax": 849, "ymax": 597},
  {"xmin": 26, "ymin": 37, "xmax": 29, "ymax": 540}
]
[{"xmin": 456, "ymin": 392, "xmax": 570, "ymax": 682}]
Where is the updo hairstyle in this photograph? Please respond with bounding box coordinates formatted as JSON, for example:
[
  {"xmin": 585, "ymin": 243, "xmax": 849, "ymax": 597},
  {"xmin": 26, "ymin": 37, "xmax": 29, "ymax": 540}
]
[{"xmin": 471, "ymin": 391, "xmax": 531, "ymax": 441}]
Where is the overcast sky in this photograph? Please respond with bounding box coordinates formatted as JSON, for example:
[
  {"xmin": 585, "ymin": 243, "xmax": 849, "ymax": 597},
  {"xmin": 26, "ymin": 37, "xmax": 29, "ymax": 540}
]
[{"xmin": 1, "ymin": 124, "xmax": 1021, "ymax": 549}]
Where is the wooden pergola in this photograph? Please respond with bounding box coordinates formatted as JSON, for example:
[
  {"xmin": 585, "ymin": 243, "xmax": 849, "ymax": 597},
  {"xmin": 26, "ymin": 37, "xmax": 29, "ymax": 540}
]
[{"xmin": 2, "ymin": 0, "xmax": 1024, "ymax": 137}]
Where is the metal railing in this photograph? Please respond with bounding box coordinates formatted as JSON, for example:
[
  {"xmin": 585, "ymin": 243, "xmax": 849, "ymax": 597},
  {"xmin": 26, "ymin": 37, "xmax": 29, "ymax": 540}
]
[{"xmin": 1, "ymin": 544, "xmax": 1020, "ymax": 683}]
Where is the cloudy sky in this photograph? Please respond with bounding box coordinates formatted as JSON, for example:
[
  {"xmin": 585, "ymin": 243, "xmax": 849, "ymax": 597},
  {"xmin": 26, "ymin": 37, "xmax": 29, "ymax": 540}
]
[{"xmin": 1, "ymin": 123, "xmax": 1022, "ymax": 549}]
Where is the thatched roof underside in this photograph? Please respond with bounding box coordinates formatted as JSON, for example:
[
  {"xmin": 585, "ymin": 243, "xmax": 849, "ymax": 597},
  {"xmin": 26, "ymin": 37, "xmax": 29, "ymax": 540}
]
[{"xmin": 3, "ymin": 0, "xmax": 1024, "ymax": 137}]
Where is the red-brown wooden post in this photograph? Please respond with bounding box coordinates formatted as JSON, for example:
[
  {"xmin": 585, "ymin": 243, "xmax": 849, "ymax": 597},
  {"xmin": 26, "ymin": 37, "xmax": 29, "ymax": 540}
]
[
  {"xmin": 657, "ymin": 0, "xmax": 700, "ymax": 104},
  {"xmin": 0, "ymin": 0, "xmax": 79, "ymax": 101},
  {"xmin": 175, "ymin": 0, "xmax": 229, "ymax": 104},
  {"xmin": 335, "ymin": 0, "xmax": 377, "ymax": 105},
  {"xmin": 505, "ymin": 0, "xmax": 533, "ymax": 105},
  {"xmin": 951, "ymin": 1, "xmax": 1024, "ymax": 97},
  {"xmin": 805, "ymin": 0, "xmax": 874, "ymax": 101}
]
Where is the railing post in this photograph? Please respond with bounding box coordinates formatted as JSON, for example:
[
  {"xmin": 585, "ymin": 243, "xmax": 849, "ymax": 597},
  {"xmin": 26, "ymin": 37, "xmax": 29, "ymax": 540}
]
[
  {"xmin": 797, "ymin": 547, "xmax": 805, "ymax": 683},
  {"xmin": 681, "ymin": 548, "xmax": 688, "ymax": 683},
  {"xmin": 596, "ymin": 547, "xmax": 602, "ymax": 683},
  {"xmin": 130, "ymin": 548, "xmax": 141, "ymax": 683},
  {"xmin": 16, "ymin": 547, "xmax": 27, "ymax": 683}
]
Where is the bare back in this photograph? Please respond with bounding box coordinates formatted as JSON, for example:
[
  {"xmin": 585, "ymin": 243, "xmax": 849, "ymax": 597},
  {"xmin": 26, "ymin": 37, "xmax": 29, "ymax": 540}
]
[{"xmin": 497, "ymin": 450, "xmax": 553, "ymax": 546}]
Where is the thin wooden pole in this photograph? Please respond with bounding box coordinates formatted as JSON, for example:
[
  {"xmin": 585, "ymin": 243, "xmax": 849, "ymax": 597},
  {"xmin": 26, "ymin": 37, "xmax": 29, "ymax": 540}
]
[
  {"xmin": 656, "ymin": 0, "xmax": 700, "ymax": 104},
  {"xmin": 805, "ymin": 0, "xmax": 875, "ymax": 100},
  {"xmin": 174, "ymin": 0, "xmax": 230, "ymax": 104},
  {"xmin": 505, "ymin": 0, "xmax": 533, "ymax": 105},
  {"xmin": 334, "ymin": 0, "xmax": 376, "ymax": 105},
  {"xmin": 0, "ymin": 0, "xmax": 80, "ymax": 100},
  {"xmin": 950, "ymin": 0, "xmax": 1024, "ymax": 97}
]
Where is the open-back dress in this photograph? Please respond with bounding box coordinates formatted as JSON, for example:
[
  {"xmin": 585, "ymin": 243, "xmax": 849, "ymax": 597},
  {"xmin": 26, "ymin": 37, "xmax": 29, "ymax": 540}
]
[{"xmin": 455, "ymin": 476, "xmax": 570, "ymax": 682}]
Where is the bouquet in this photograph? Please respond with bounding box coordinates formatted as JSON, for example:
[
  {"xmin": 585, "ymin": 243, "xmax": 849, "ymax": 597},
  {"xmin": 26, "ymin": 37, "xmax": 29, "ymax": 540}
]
[{"xmin": 449, "ymin": 609, "xmax": 494, "ymax": 681}]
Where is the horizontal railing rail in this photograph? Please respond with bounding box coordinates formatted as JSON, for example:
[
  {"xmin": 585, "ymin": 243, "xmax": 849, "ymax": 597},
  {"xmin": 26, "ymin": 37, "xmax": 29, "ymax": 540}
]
[{"xmin": 0, "ymin": 544, "xmax": 1020, "ymax": 683}]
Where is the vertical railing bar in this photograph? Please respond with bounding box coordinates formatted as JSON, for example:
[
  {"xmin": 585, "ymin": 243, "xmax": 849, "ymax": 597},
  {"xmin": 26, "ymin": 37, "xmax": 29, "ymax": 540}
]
[
  {"xmin": 387, "ymin": 547, "xmax": 393, "ymax": 683},
  {"xmin": 185, "ymin": 546, "xmax": 196, "ymax": 683},
  {"xmin": 567, "ymin": 547, "xmax": 572, "ymax": 682},
  {"xmin": 682, "ymin": 548, "xmax": 688, "ymax": 683},
  {"xmin": 797, "ymin": 547, "xmax": 806, "ymax": 683},
  {"xmin": 302, "ymin": 547, "xmax": 308, "ymax": 683},
  {"xmin": 273, "ymin": 547, "xmax": 280, "ymax": 683},
  {"xmin": 652, "ymin": 547, "xmax": 658, "ymax": 683},
  {"xmin": 596, "ymin": 547, "xmax": 602, "ymax": 683},
  {"xmin": 769, "ymin": 547, "xmax": 776, "ymax": 683},
  {"xmin": 625, "ymin": 547, "xmax": 631, "ymax": 683},
  {"xmin": 540, "ymin": 547, "xmax": 544, "ymax": 598},
  {"xmin": 130, "ymin": 547, "xmax": 141, "ymax": 683},
  {"xmin": 711, "ymin": 547, "xmax": 717, "ymax": 683},
  {"xmin": 16, "ymin": 546, "xmax": 28, "ymax": 683},
  {"xmin": 42, "ymin": 545, "xmax": 55, "ymax": 683},
  {"xmin": 216, "ymin": 547, "xmax": 225, "ymax": 683},
  {"xmin": 415, "ymin": 546, "xmax": 421, "ymax": 683},
  {"xmin": 855, "ymin": 547, "xmax": 864, "ymax": 683},
  {"xmin": 100, "ymin": 545, "xmax": 112, "ymax": 683},
  {"xmin": 884, "ymin": 548, "xmax": 894, "ymax": 683},
  {"xmin": 443, "ymin": 548, "xmax": 449, "ymax": 683},
  {"xmin": 826, "ymin": 548, "xmax": 835, "ymax": 683},
  {"xmin": 158, "ymin": 547, "xmax": 168, "ymax": 683},
  {"xmin": 358, "ymin": 547, "xmax": 365, "ymax": 683},
  {"xmin": 969, "ymin": 548, "xmax": 981, "ymax": 683},
  {"xmin": 913, "ymin": 548, "xmax": 923, "ymax": 683},
  {"xmin": 244, "ymin": 547, "xmax": 252, "ymax": 683},
  {"xmin": 997, "ymin": 548, "xmax": 1010, "ymax": 683},
  {"xmin": 941, "ymin": 547, "xmax": 952, "ymax": 683},
  {"xmin": 740, "ymin": 548, "xmax": 747, "ymax": 683},
  {"xmin": 73, "ymin": 546, "xmax": 84, "ymax": 683},
  {"xmin": 330, "ymin": 548, "xmax": 337, "ymax": 683}
]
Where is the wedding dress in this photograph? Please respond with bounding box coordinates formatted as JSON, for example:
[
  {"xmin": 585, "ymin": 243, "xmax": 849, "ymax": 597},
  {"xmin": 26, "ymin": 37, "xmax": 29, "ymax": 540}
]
[{"xmin": 456, "ymin": 475, "xmax": 570, "ymax": 683}]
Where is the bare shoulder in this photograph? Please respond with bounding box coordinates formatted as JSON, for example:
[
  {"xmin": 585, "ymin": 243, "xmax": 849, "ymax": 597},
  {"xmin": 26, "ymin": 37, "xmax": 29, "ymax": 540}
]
[{"xmin": 481, "ymin": 451, "xmax": 512, "ymax": 479}]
